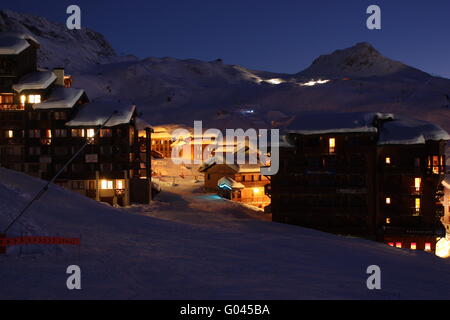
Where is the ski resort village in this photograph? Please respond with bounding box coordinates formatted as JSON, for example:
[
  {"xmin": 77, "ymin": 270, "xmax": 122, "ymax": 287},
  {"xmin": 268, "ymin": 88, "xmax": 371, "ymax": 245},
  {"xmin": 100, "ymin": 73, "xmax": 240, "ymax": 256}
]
[{"xmin": 0, "ymin": 8, "xmax": 450, "ymax": 299}]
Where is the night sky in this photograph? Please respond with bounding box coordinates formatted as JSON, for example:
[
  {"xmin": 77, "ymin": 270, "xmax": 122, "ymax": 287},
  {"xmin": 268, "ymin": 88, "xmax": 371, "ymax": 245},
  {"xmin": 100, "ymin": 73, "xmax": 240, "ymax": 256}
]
[{"xmin": 2, "ymin": 0, "xmax": 450, "ymax": 77}]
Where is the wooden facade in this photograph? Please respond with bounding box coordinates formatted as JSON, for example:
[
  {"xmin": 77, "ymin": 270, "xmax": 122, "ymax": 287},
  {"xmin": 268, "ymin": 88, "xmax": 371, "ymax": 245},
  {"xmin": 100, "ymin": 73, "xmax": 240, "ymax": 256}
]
[
  {"xmin": 0, "ymin": 33, "xmax": 153, "ymax": 206},
  {"xmin": 270, "ymin": 116, "xmax": 447, "ymax": 252},
  {"xmin": 201, "ymin": 163, "xmax": 270, "ymax": 209}
]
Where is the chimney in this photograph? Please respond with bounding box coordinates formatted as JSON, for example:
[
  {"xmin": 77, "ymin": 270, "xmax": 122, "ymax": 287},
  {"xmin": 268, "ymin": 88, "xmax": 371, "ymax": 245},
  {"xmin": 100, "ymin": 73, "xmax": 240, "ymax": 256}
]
[{"xmin": 53, "ymin": 68, "xmax": 65, "ymax": 87}]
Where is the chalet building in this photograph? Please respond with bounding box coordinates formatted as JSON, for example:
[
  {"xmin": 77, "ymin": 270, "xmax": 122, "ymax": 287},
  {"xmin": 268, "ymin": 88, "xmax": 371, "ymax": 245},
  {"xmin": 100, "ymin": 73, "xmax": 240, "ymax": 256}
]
[
  {"xmin": 199, "ymin": 154, "xmax": 270, "ymax": 209},
  {"xmin": 270, "ymin": 112, "xmax": 449, "ymax": 253},
  {"xmin": 441, "ymin": 177, "xmax": 450, "ymax": 240},
  {"xmin": 151, "ymin": 127, "xmax": 174, "ymax": 158},
  {"xmin": 0, "ymin": 32, "xmax": 153, "ymax": 206}
]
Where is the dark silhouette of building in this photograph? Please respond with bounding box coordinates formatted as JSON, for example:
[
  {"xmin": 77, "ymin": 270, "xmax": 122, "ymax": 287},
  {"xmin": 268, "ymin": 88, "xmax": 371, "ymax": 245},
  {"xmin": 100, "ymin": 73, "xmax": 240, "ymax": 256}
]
[
  {"xmin": 0, "ymin": 32, "xmax": 153, "ymax": 205},
  {"xmin": 270, "ymin": 112, "xmax": 449, "ymax": 252}
]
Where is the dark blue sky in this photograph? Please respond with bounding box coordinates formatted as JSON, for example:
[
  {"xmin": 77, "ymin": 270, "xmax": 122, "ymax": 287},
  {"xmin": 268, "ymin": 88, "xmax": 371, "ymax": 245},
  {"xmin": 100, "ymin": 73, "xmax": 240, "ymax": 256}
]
[{"xmin": 3, "ymin": 0, "xmax": 450, "ymax": 77}]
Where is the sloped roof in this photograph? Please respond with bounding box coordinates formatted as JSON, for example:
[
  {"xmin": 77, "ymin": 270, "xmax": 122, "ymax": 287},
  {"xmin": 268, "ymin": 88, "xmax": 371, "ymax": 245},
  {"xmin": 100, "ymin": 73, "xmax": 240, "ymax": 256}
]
[
  {"xmin": 198, "ymin": 155, "xmax": 261, "ymax": 174},
  {"xmin": 66, "ymin": 101, "xmax": 136, "ymax": 127},
  {"xmin": 0, "ymin": 32, "xmax": 39, "ymax": 55},
  {"xmin": 33, "ymin": 87, "xmax": 84, "ymax": 110},
  {"xmin": 217, "ymin": 177, "xmax": 245, "ymax": 190},
  {"xmin": 13, "ymin": 71, "xmax": 57, "ymax": 92},
  {"xmin": 378, "ymin": 117, "xmax": 450, "ymax": 145},
  {"xmin": 286, "ymin": 112, "xmax": 450, "ymax": 145}
]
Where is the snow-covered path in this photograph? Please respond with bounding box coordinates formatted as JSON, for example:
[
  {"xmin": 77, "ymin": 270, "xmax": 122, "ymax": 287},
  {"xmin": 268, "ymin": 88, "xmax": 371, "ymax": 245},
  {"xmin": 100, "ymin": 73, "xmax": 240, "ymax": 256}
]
[{"xmin": 0, "ymin": 168, "xmax": 450, "ymax": 299}]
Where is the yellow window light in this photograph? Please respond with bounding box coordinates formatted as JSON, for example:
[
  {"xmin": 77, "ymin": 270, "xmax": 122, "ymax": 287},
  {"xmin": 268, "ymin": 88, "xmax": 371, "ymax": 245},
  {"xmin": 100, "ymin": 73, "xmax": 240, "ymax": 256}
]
[
  {"xmin": 329, "ymin": 138, "xmax": 336, "ymax": 153},
  {"xmin": 415, "ymin": 178, "xmax": 421, "ymax": 191},
  {"xmin": 86, "ymin": 129, "xmax": 95, "ymax": 138},
  {"xmin": 116, "ymin": 180, "xmax": 124, "ymax": 190},
  {"xmin": 386, "ymin": 197, "xmax": 391, "ymax": 204},
  {"xmin": 101, "ymin": 180, "xmax": 113, "ymax": 190},
  {"xmin": 20, "ymin": 95, "xmax": 26, "ymax": 104},
  {"xmin": 7, "ymin": 130, "xmax": 13, "ymax": 138},
  {"xmin": 385, "ymin": 157, "xmax": 391, "ymax": 164}
]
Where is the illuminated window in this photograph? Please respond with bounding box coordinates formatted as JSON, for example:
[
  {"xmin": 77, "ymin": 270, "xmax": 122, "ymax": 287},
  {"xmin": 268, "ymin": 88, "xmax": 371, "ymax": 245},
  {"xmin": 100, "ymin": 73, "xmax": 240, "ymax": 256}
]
[
  {"xmin": 386, "ymin": 218, "xmax": 391, "ymax": 224},
  {"xmin": 410, "ymin": 243, "xmax": 417, "ymax": 250},
  {"xmin": 253, "ymin": 187, "xmax": 262, "ymax": 195},
  {"xmin": 388, "ymin": 242, "xmax": 394, "ymax": 247},
  {"xmin": 116, "ymin": 180, "xmax": 124, "ymax": 190},
  {"xmin": 432, "ymin": 156, "xmax": 439, "ymax": 174},
  {"xmin": 385, "ymin": 197, "xmax": 391, "ymax": 204},
  {"xmin": 414, "ymin": 178, "xmax": 421, "ymax": 192},
  {"xmin": 415, "ymin": 198, "xmax": 421, "ymax": 215},
  {"xmin": 86, "ymin": 129, "xmax": 95, "ymax": 138},
  {"xmin": 329, "ymin": 138, "xmax": 336, "ymax": 153},
  {"xmin": 7, "ymin": 130, "xmax": 13, "ymax": 138},
  {"xmin": 28, "ymin": 95, "xmax": 41, "ymax": 104},
  {"xmin": 46, "ymin": 129, "xmax": 52, "ymax": 138},
  {"xmin": 425, "ymin": 243, "xmax": 432, "ymax": 252},
  {"xmin": 100, "ymin": 180, "xmax": 113, "ymax": 190},
  {"xmin": 396, "ymin": 242, "xmax": 402, "ymax": 248},
  {"xmin": 20, "ymin": 95, "xmax": 26, "ymax": 104},
  {"xmin": 385, "ymin": 157, "xmax": 391, "ymax": 164}
]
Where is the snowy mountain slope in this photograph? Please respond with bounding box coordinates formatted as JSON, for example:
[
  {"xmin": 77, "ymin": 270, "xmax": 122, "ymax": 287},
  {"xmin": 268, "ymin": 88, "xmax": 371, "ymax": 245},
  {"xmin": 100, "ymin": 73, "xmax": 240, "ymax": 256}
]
[
  {"xmin": 1, "ymin": 167, "xmax": 450, "ymax": 299},
  {"xmin": 1, "ymin": 10, "xmax": 449, "ymax": 134},
  {"xmin": 0, "ymin": 10, "xmax": 136, "ymax": 73},
  {"xmin": 297, "ymin": 42, "xmax": 429, "ymax": 79}
]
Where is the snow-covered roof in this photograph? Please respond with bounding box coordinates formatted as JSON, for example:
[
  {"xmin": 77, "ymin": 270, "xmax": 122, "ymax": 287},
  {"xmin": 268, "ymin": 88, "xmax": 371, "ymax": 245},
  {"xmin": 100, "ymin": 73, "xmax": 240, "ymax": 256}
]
[
  {"xmin": 287, "ymin": 112, "xmax": 390, "ymax": 135},
  {"xmin": 135, "ymin": 117, "xmax": 153, "ymax": 131},
  {"xmin": 442, "ymin": 176, "xmax": 450, "ymax": 190},
  {"xmin": 33, "ymin": 87, "xmax": 84, "ymax": 110},
  {"xmin": 286, "ymin": 112, "xmax": 449, "ymax": 145},
  {"xmin": 198, "ymin": 155, "xmax": 261, "ymax": 173},
  {"xmin": 378, "ymin": 117, "xmax": 450, "ymax": 145},
  {"xmin": 0, "ymin": 32, "xmax": 39, "ymax": 55},
  {"xmin": 217, "ymin": 177, "xmax": 245, "ymax": 190},
  {"xmin": 66, "ymin": 101, "xmax": 136, "ymax": 127},
  {"xmin": 12, "ymin": 71, "xmax": 57, "ymax": 92}
]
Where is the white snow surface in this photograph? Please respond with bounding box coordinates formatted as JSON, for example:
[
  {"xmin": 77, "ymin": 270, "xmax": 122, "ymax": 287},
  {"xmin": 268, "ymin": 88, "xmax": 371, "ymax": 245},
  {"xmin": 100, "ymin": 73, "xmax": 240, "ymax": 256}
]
[
  {"xmin": 33, "ymin": 87, "xmax": 84, "ymax": 110},
  {"xmin": 65, "ymin": 101, "xmax": 135, "ymax": 127},
  {"xmin": 218, "ymin": 176, "xmax": 245, "ymax": 189},
  {"xmin": 12, "ymin": 70, "xmax": 56, "ymax": 92},
  {"xmin": 378, "ymin": 117, "xmax": 450, "ymax": 145},
  {"xmin": 0, "ymin": 166, "xmax": 450, "ymax": 299},
  {"xmin": 0, "ymin": 35, "xmax": 29, "ymax": 54},
  {"xmin": 286, "ymin": 112, "xmax": 381, "ymax": 135}
]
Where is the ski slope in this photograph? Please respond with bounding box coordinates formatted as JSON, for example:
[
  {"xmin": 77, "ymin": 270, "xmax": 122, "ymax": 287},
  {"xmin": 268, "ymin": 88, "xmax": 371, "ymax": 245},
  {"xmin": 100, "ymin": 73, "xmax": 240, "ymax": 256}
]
[{"xmin": 0, "ymin": 167, "xmax": 449, "ymax": 299}]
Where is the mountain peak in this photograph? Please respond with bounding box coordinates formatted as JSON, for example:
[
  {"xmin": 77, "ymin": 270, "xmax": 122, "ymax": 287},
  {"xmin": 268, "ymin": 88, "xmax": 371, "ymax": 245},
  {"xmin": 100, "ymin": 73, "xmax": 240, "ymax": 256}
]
[{"xmin": 298, "ymin": 42, "xmax": 419, "ymax": 78}]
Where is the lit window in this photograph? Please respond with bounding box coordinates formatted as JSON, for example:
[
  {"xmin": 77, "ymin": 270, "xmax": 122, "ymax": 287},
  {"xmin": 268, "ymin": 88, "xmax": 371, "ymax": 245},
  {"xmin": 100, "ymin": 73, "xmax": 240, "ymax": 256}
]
[
  {"xmin": 386, "ymin": 218, "xmax": 391, "ymax": 224},
  {"xmin": 253, "ymin": 187, "xmax": 262, "ymax": 195},
  {"xmin": 385, "ymin": 157, "xmax": 391, "ymax": 164},
  {"xmin": 425, "ymin": 243, "xmax": 432, "ymax": 252},
  {"xmin": 28, "ymin": 95, "xmax": 41, "ymax": 104},
  {"xmin": 386, "ymin": 197, "xmax": 391, "ymax": 204},
  {"xmin": 414, "ymin": 178, "xmax": 421, "ymax": 191},
  {"xmin": 20, "ymin": 95, "xmax": 26, "ymax": 104},
  {"xmin": 46, "ymin": 129, "xmax": 52, "ymax": 138},
  {"xmin": 329, "ymin": 138, "xmax": 336, "ymax": 153},
  {"xmin": 7, "ymin": 130, "xmax": 13, "ymax": 138},
  {"xmin": 86, "ymin": 129, "xmax": 95, "ymax": 138},
  {"xmin": 410, "ymin": 243, "xmax": 417, "ymax": 250},
  {"xmin": 432, "ymin": 156, "xmax": 439, "ymax": 174},
  {"xmin": 396, "ymin": 242, "xmax": 402, "ymax": 248},
  {"xmin": 415, "ymin": 198, "xmax": 421, "ymax": 215},
  {"xmin": 101, "ymin": 180, "xmax": 113, "ymax": 190},
  {"xmin": 388, "ymin": 242, "xmax": 394, "ymax": 247},
  {"xmin": 116, "ymin": 180, "xmax": 124, "ymax": 190}
]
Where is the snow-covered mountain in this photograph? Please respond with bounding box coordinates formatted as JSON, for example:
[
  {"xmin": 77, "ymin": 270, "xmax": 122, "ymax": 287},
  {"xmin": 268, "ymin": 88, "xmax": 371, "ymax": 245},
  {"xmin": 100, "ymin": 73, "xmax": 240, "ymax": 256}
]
[
  {"xmin": 0, "ymin": 9, "xmax": 136, "ymax": 72},
  {"xmin": 297, "ymin": 42, "xmax": 428, "ymax": 79},
  {"xmin": 1, "ymin": 9, "xmax": 449, "ymax": 134}
]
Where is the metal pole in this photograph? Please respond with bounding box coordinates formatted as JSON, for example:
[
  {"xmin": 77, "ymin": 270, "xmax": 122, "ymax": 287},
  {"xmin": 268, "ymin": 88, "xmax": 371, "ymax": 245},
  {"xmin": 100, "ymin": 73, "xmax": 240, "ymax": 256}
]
[{"xmin": 2, "ymin": 111, "xmax": 118, "ymax": 234}]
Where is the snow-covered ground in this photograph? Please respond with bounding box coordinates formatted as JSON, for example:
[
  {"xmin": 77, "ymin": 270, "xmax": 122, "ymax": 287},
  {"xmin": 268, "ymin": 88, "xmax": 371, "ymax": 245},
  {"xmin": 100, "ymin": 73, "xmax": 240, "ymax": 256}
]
[{"xmin": 0, "ymin": 167, "xmax": 450, "ymax": 299}]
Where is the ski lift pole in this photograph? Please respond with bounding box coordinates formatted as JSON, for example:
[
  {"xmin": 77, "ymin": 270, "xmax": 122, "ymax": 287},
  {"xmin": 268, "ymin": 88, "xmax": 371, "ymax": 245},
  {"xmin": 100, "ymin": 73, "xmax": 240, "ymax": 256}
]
[{"xmin": 2, "ymin": 111, "xmax": 118, "ymax": 234}]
